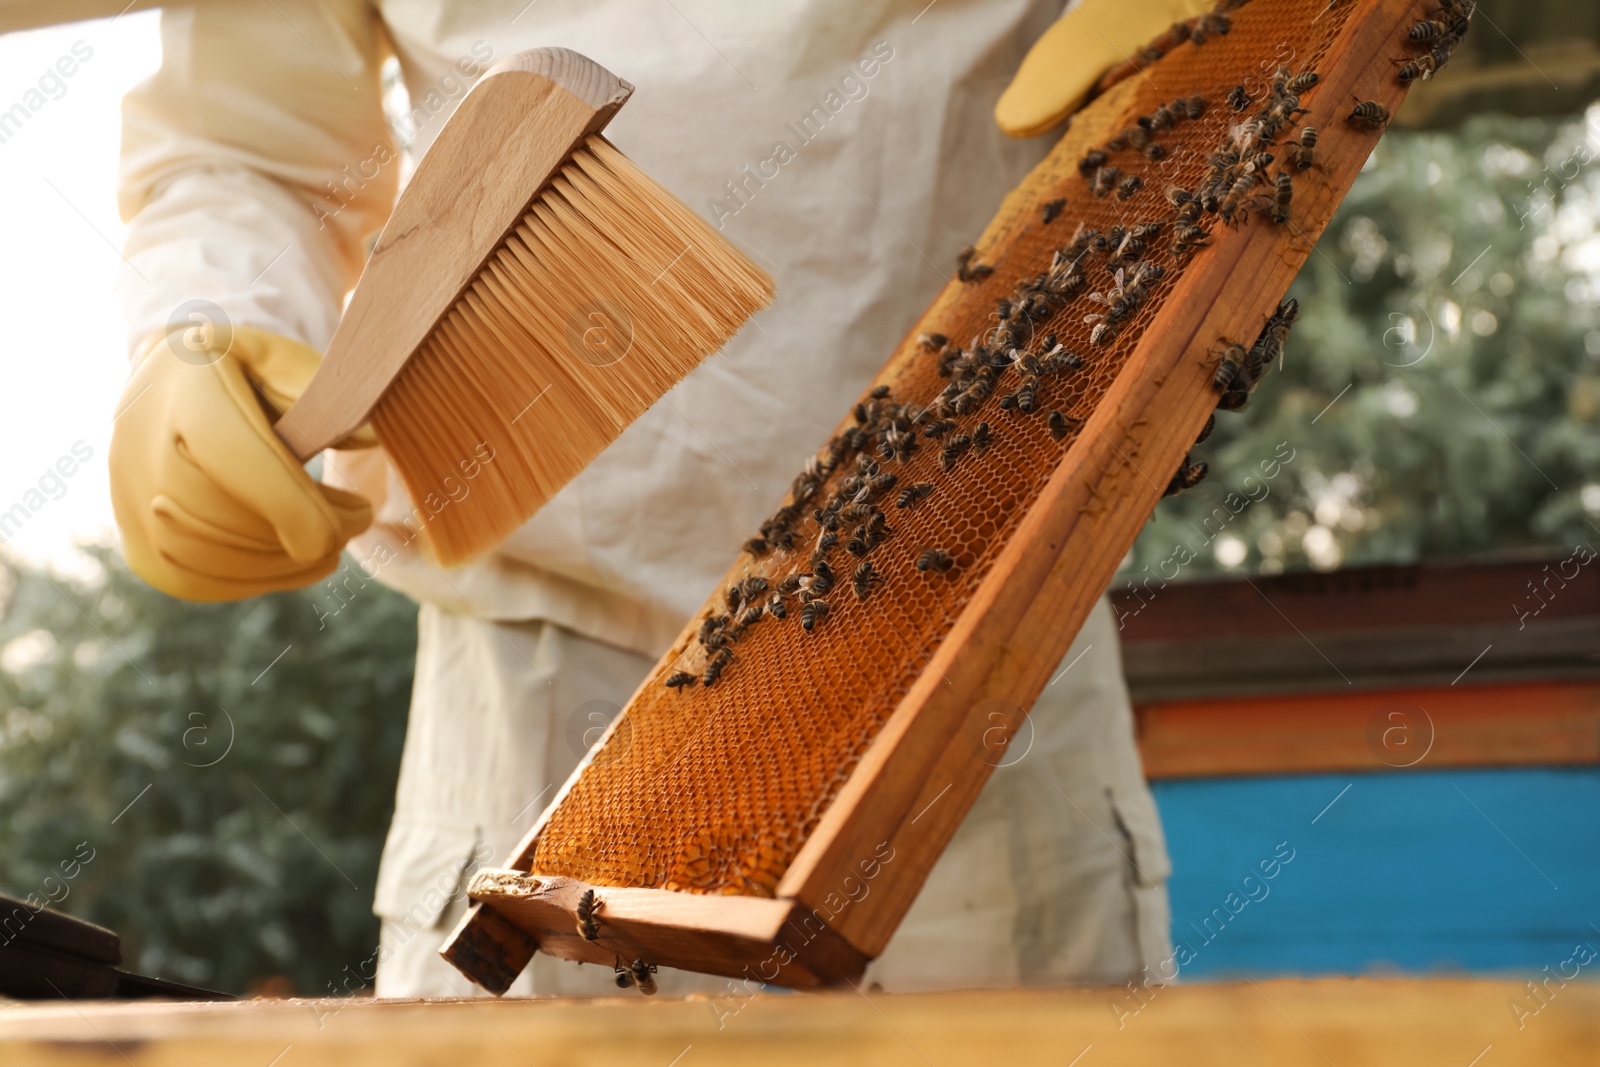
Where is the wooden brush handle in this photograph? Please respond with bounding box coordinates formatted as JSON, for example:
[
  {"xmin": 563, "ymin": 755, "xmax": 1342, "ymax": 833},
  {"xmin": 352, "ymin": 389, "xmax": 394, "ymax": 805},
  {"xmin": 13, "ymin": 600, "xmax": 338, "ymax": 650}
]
[{"xmin": 274, "ymin": 49, "xmax": 634, "ymax": 462}]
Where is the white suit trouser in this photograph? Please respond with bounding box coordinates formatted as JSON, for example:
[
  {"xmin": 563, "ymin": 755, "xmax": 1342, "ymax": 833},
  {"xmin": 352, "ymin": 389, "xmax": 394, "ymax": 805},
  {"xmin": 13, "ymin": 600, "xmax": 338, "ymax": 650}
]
[{"xmin": 372, "ymin": 598, "xmax": 1172, "ymax": 997}]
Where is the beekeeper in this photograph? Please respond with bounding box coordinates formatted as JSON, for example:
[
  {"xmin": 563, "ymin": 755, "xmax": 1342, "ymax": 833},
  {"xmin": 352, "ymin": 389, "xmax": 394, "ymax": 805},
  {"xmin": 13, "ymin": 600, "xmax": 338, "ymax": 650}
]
[{"xmin": 96, "ymin": 0, "xmax": 1210, "ymax": 996}]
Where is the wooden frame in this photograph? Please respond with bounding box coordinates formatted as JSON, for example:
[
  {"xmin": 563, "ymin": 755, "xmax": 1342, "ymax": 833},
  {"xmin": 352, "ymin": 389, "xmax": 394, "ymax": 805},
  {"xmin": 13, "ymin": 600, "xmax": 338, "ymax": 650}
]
[{"xmin": 444, "ymin": 0, "xmax": 1432, "ymax": 992}]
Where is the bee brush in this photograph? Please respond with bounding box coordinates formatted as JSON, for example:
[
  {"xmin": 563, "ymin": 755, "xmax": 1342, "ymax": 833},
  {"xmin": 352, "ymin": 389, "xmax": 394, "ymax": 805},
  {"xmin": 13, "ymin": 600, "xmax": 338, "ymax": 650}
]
[{"xmin": 273, "ymin": 48, "xmax": 773, "ymax": 565}]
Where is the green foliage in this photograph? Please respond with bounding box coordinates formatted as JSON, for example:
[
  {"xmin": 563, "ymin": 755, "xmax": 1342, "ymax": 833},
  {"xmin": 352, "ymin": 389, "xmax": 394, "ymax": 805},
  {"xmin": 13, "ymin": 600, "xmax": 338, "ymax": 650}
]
[
  {"xmin": 1127, "ymin": 105, "xmax": 1600, "ymax": 581},
  {"xmin": 0, "ymin": 547, "xmax": 415, "ymax": 995}
]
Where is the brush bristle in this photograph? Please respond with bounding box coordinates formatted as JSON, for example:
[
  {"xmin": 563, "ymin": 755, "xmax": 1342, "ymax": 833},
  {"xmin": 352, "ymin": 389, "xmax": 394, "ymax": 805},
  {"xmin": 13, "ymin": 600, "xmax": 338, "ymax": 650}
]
[{"xmin": 369, "ymin": 136, "xmax": 774, "ymax": 565}]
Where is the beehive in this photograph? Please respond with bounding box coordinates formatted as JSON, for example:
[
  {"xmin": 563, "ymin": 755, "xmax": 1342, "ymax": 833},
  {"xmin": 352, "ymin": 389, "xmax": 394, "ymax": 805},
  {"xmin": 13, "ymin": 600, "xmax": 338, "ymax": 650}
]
[{"xmin": 444, "ymin": 0, "xmax": 1468, "ymax": 991}]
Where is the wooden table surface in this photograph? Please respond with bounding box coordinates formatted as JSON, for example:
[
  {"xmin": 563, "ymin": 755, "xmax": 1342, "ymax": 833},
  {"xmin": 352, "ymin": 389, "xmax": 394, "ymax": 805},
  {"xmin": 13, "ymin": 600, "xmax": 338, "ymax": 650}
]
[{"xmin": 1, "ymin": 978, "xmax": 1594, "ymax": 1065}]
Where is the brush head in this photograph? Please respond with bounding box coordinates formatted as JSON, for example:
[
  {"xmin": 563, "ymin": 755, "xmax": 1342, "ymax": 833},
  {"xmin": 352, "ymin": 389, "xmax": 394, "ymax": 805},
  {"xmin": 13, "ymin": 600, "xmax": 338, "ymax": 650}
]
[{"xmin": 369, "ymin": 136, "xmax": 773, "ymax": 565}]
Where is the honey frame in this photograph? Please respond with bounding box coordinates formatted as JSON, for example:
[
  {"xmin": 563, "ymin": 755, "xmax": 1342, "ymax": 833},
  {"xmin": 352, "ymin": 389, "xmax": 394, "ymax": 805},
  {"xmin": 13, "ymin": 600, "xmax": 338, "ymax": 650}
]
[{"xmin": 443, "ymin": 0, "xmax": 1433, "ymax": 992}]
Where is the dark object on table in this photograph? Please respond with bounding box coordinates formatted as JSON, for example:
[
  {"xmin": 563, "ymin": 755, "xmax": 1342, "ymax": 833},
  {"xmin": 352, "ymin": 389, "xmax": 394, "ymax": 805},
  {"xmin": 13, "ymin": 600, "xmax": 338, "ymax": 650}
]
[{"xmin": 0, "ymin": 894, "xmax": 232, "ymax": 1001}]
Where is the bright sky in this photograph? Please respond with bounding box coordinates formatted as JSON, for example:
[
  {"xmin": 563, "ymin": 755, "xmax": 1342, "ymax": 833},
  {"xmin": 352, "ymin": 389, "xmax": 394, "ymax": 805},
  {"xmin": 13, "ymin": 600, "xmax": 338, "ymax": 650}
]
[{"xmin": 0, "ymin": 13, "xmax": 161, "ymax": 573}]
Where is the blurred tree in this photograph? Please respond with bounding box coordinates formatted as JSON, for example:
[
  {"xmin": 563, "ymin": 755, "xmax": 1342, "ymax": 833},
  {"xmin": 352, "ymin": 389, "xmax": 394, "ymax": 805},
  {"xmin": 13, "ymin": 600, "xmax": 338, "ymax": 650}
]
[
  {"xmin": 0, "ymin": 547, "xmax": 415, "ymax": 995},
  {"xmin": 1126, "ymin": 104, "xmax": 1600, "ymax": 581}
]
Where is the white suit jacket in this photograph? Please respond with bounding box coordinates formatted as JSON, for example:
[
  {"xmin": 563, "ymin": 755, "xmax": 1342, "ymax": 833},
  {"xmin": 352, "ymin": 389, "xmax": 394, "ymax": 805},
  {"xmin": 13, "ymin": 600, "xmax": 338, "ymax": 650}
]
[{"xmin": 108, "ymin": 0, "xmax": 1067, "ymax": 657}]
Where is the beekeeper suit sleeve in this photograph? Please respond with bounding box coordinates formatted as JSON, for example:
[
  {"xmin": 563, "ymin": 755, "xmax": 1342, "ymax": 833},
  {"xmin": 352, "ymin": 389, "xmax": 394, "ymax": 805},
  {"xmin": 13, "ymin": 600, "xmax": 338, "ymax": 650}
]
[
  {"xmin": 108, "ymin": 0, "xmax": 396, "ymax": 600},
  {"xmin": 117, "ymin": 0, "xmax": 396, "ymax": 353}
]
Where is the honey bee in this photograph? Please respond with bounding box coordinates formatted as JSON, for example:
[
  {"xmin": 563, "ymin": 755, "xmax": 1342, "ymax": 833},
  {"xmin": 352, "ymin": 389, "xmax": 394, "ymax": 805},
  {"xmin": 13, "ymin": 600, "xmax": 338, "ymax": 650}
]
[
  {"xmin": 1047, "ymin": 410, "xmax": 1081, "ymax": 441},
  {"xmin": 743, "ymin": 536, "xmax": 769, "ymax": 557},
  {"xmin": 1242, "ymin": 151, "xmax": 1275, "ymax": 173},
  {"xmin": 1347, "ymin": 100, "xmax": 1391, "ymax": 129},
  {"xmin": 1218, "ymin": 174, "xmax": 1256, "ymax": 225},
  {"xmin": 740, "ymin": 604, "xmax": 765, "ymax": 626},
  {"xmin": 1042, "ymin": 197, "xmax": 1067, "ymax": 224},
  {"xmin": 1408, "ymin": 18, "xmax": 1449, "ymax": 40},
  {"xmin": 917, "ymin": 331, "xmax": 948, "ymax": 351},
  {"xmin": 702, "ymin": 647, "xmax": 733, "ymax": 687},
  {"xmin": 1001, "ymin": 376, "xmax": 1040, "ymax": 414},
  {"xmin": 957, "ymin": 245, "xmax": 994, "ymax": 283},
  {"xmin": 837, "ymin": 501, "xmax": 870, "ymax": 524},
  {"xmin": 976, "ymin": 346, "xmax": 1015, "ymax": 370},
  {"xmin": 1165, "ymin": 185, "xmax": 1194, "ymax": 211},
  {"xmin": 973, "ymin": 421, "xmax": 995, "ymax": 453},
  {"xmin": 1267, "ymin": 172, "xmax": 1293, "ymax": 223},
  {"xmin": 940, "ymin": 433, "xmax": 973, "ymax": 471},
  {"xmin": 1145, "ymin": 143, "xmax": 1167, "ymax": 162},
  {"xmin": 897, "ymin": 482, "xmax": 934, "ymax": 509},
  {"xmin": 1111, "ymin": 233, "xmax": 1149, "ymax": 266},
  {"xmin": 1126, "ymin": 261, "xmax": 1165, "ymax": 297},
  {"xmin": 1117, "ymin": 174, "xmax": 1143, "ymax": 200},
  {"xmin": 1090, "ymin": 167, "xmax": 1122, "ymax": 198},
  {"xmin": 1286, "ymin": 71, "xmax": 1320, "ymax": 93},
  {"xmin": 767, "ymin": 592, "xmax": 788, "ymax": 619},
  {"xmin": 1172, "ymin": 223, "xmax": 1210, "ymax": 258},
  {"xmin": 1089, "ymin": 321, "xmax": 1117, "ymax": 346},
  {"xmin": 576, "ymin": 889, "xmax": 602, "ymax": 940},
  {"xmin": 800, "ymin": 598, "xmax": 830, "ymax": 633},
  {"xmin": 916, "ymin": 548, "xmax": 955, "ymax": 572},
  {"xmin": 1195, "ymin": 412, "xmax": 1217, "ymax": 444},
  {"xmin": 1211, "ymin": 343, "xmax": 1247, "ymax": 392},
  {"xmin": 664, "ymin": 670, "xmax": 697, "ymax": 691},
  {"xmin": 1182, "ymin": 95, "xmax": 1208, "ymax": 120},
  {"xmin": 852, "ymin": 560, "xmax": 885, "ymax": 600},
  {"xmin": 1148, "ymin": 102, "xmax": 1178, "ymax": 130},
  {"xmin": 1077, "ymin": 149, "xmax": 1108, "ymax": 176},
  {"xmin": 1037, "ymin": 340, "xmax": 1083, "ymax": 375},
  {"xmin": 698, "ymin": 613, "xmax": 727, "ymax": 643},
  {"xmin": 1189, "ymin": 10, "xmax": 1230, "ymax": 43},
  {"xmin": 879, "ymin": 427, "xmax": 919, "ymax": 463},
  {"xmin": 954, "ymin": 377, "xmax": 993, "ymax": 415},
  {"xmin": 1163, "ymin": 456, "xmax": 1209, "ymax": 497},
  {"xmin": 1208, "ymin": 144, "xmax": 1241, "ymax": 170},
  {"xmin": 629, "ymin": 959, "xmax": 658, "ymax": 996},
  {"xmin": 1227, "ymin": 83, "xmax": 1250, "ymax": 111},
  {"xmin": 1395, "ymin": 53, "xmax": 1435, "ymax": 83},
  {"xmin": 1250, "ymin": 298, "xmax": 1299, "ymax": 373},
  {"xmin": 1285, "ymin": 126, "xmax": 1317, "ymax": 170},
  {"xmin": 777, "ymin": 574, "xmax": 803, "ymax": 596},
  {"xmin": 739, "ymin": 576, "xmax": 769, "ymax": 602},
  {"xmin": 1245, "ymin": 338, "xmax": 1272, "ymax": 383},
  {"xmin": 1217, "ymin": 383, "xmax": 1250, "ymax": 412},
  {"xmin": 922, "ymin": 418, "xmax": 958, "ymax": 439}
]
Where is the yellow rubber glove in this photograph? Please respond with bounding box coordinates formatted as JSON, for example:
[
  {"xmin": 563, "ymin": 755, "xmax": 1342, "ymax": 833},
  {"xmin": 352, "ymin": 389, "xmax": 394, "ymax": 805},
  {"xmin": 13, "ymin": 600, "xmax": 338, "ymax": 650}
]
[
  {"xmin": 996, "ymin": 0, "xmax": 1215, "ymax": 137},
  {"xmin": 110, "ymin": 325, "xmax": 373, "ymax": 603}
]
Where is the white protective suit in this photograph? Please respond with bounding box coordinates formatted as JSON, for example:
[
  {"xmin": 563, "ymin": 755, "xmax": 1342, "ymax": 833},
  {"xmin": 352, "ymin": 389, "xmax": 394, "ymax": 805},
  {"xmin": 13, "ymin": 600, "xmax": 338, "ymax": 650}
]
[{"xmin": 109, "ymin": 0, "xmax": 1173, "ymax": 996}]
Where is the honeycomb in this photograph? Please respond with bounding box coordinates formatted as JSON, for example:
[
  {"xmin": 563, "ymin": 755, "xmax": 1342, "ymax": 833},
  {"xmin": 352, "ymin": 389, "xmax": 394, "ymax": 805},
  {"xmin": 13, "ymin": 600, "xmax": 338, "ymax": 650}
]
[{"xmin": 521, "ymin": 0, "xmax": 1440, "ymax": 896}]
